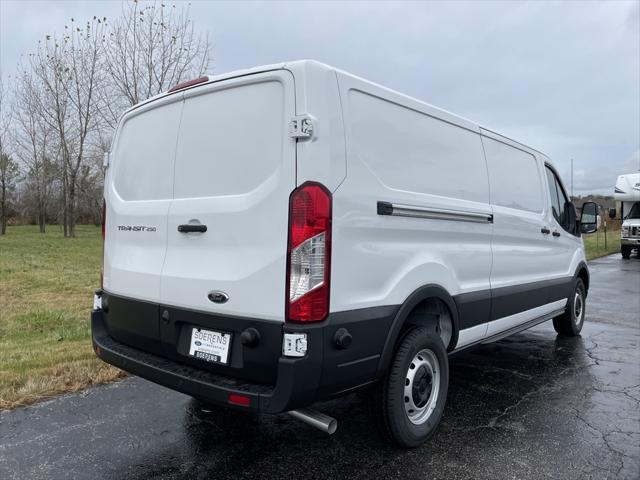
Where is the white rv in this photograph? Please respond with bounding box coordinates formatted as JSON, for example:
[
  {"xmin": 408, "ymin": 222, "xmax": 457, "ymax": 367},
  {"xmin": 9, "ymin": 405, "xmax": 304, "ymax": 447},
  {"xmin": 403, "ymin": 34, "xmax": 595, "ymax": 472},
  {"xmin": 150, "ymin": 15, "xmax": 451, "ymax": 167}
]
[
  {"xmin": 91, "ymin": 61, "xmax": 598, "ymax": 447},
  {"xmin": 614, "ymin": 173, "xmax": 640, "ymax": 259}
]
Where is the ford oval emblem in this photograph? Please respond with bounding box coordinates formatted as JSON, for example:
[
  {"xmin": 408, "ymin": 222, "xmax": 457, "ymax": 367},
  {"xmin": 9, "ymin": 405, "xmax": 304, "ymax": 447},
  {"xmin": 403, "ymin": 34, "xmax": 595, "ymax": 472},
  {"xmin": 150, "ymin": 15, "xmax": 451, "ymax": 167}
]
[
  {"xmin": 208, "ymin": 291, "xmax": 229, "ymax": 304},
  {"xmin": 195, "ymin": 341, "xmax": 202, "ymax": 346}
]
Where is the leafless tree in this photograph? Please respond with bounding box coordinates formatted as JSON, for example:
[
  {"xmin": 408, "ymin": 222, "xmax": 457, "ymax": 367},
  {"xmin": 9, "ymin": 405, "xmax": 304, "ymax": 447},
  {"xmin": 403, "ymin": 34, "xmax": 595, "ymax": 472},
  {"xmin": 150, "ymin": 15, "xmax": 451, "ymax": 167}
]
[
  {"xmin": 0, "ymin": 76, "xmax": 9, "ymax": 156},
  {"xmin": 0, "ymin": 76, "xmax": 20, "ymax": 235},
  {"xmin": 29, "ymin": 17, "xmax": 106, "ymax": 237},
  {"xmin": 99, "ymin": 0, "xmax": 211, "ymax": 129},
  {"xmin": 13, "ymin": 67, "xmax": 57, "ymax": 232},
  {"xmin": 0, "ymin": 152, "xmax": 21, "ymax": 235},
  {"xmin": 2, "ymin": 1, "xmax": 213, "ymax": 232}
]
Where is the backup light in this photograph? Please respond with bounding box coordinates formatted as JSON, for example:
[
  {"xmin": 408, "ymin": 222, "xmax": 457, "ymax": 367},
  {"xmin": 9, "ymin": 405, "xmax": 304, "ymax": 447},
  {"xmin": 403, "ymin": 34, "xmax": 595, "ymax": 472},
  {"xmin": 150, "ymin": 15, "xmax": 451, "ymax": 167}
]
[{"xmin": 286, "ymin": 183, "xmax": 332, "ymax": 322}]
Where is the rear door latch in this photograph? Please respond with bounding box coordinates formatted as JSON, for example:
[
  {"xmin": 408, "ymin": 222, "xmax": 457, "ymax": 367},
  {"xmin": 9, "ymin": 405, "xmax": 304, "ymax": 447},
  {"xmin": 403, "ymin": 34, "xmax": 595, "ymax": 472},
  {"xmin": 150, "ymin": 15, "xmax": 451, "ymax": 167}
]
[{"xmin": 289, "ymin": 115, "xmax": 314, "ymax": 140}]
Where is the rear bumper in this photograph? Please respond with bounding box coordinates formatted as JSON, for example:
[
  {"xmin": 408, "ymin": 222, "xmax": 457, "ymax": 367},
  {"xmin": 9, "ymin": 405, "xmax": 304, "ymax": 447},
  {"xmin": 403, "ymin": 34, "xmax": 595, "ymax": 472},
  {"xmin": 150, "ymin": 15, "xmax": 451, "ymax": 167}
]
[
  {"xmin": 91, "ymin": 295, "xmax": 397, "ymax": 414},
  {"xmin": 93, "ymin": 308, "xmax": 321, "ymax": 413}
]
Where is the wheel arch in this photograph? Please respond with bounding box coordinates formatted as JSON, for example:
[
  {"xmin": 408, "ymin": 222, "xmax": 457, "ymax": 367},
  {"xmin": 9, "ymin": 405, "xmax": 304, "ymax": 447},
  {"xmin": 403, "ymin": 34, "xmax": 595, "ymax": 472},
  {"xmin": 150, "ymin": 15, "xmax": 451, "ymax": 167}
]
[
  {"xmin": 376, "ymin": 284, "xmax": 459, "ymax": 378},
  {"xmin": 574, "ymin": 261, "xmax": 590, "ymax": 294}
]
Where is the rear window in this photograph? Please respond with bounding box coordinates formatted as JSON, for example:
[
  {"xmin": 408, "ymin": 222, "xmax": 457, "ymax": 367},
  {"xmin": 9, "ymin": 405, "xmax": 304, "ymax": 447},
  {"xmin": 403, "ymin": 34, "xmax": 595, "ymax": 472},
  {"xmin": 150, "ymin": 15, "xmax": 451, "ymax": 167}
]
[
  {"xmin": 173, "ymin": 80, "xmax": 285, "ymax": 199},
  {"xmin": 482, "ymin": 136, "xmax": 543, "ymax": 213},
  {"xmin": 113, "ymin": 99, "xmax": 183, "ymax": 201}
]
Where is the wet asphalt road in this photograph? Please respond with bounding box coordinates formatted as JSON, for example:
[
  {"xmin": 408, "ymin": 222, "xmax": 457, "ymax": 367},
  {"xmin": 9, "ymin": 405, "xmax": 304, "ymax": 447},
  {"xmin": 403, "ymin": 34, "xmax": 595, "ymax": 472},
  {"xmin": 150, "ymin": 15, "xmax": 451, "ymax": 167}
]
[{"xmin": 1, "ymin": 254, "xmax": 639, "ymax": 479}]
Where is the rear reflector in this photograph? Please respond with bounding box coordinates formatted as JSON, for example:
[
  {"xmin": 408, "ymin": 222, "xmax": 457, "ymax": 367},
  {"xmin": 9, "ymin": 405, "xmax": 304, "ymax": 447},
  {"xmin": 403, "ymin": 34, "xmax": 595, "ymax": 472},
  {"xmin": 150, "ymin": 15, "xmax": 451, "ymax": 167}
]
[
  {"xmin": 167, "ymin": 76, "xmax": 209, "ymax": 93},
  {"xmin": 286, "ymin": 183, "xmax": 332, "ymax": 323},
  {"xmin": 228, "ymin": 394, "xmax": 251, "ymax": 407}
]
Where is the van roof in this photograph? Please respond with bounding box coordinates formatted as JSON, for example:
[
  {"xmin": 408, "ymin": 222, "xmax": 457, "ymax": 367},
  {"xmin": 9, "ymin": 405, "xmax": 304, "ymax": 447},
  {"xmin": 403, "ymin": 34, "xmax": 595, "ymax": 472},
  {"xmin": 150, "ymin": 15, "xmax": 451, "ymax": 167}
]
[{"xmin": 124, "ymin": 59, "xmax": 550, "ymax": 162}]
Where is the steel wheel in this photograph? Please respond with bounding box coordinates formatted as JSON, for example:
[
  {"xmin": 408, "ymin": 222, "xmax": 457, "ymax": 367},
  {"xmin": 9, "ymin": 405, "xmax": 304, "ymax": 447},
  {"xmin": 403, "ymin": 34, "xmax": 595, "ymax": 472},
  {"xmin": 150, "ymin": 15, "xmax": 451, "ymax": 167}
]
[
  {"xmin": 553, "ymin": 278, "xmax": 586, "ymax": 336},
  {"xmin": 403, "ymin": 348, "xmax": 440, "ymax": 425}
]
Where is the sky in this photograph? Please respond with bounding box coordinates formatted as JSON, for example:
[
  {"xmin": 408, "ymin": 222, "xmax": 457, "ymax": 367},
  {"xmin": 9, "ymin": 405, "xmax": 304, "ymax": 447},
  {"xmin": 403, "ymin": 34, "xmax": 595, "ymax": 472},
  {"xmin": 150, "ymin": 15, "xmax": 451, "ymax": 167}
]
[{"xmin": 1, "ymin": 0, "xmax": 639, "ymax": 196}]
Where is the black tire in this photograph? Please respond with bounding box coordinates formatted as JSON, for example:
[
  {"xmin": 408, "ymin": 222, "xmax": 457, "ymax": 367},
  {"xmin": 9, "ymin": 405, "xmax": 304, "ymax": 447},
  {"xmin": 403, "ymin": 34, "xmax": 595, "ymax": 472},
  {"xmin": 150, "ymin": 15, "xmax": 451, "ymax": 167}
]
[
  {"xmin": 553, "ymin": 278, "xmax": 586, "ymax": 336},
  {"xmin": 621, "ymin": 246, "xmax": 632, "ymax": 259},
  {"xmin": 371, "ymin": 326, "xmax": 449, "ymax": 448}
]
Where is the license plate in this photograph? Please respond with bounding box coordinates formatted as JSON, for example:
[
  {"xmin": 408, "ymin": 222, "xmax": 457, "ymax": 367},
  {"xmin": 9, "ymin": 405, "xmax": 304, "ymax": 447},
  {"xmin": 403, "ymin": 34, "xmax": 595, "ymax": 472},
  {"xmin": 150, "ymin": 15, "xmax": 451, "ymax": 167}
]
[{"xmin": 188, "ymin": 328, "xmax": 232, "ymax": 365}]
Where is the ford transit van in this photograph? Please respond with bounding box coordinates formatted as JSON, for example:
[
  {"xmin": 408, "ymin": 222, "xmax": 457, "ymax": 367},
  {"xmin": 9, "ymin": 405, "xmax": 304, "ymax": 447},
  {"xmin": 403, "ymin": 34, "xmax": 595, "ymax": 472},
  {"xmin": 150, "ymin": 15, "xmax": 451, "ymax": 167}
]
[{"xmin": 91, "ymin": 60, "xmax": 597, "ymax": 447}]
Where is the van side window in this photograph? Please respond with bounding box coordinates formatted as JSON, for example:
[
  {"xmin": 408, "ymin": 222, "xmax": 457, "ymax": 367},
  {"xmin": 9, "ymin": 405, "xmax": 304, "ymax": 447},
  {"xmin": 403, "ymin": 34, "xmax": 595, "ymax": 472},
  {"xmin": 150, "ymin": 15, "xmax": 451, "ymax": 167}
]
[
  {"xmin": 545, "ymin": 167, "xmax": 562, "ymax": 223},
  {"xmin": 545, "ymin": 166, "xmax": 571, "ymax": 229},
  {"xmin": 114, "ymin": 100, "xmax": 183, "ymax": 201},
  {"xmin": 555, "ymin": 175, "xmax": 570, "ymax": 227},
  {"xmin": 482, "ymin": 136, "xmax": 543, "ymax": 213},
  {"xmin": 174, "ymin": 81, "xmax": 285, "ymax": 198}
]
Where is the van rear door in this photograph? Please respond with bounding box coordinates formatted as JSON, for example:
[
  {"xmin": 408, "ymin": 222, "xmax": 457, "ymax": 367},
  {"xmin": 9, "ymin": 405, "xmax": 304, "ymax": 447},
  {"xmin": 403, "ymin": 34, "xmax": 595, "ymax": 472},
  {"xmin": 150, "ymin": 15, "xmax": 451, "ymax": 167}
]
[
  {"xmin": 103, "ymin": 95, "xmax": 184, "ymax": 351},
  {"xmin": 160, "ymin": 70, "xmax": 296, "ymax": 321},
  {"xmin": 105, "ymin": 95, "xmax": 183, "ymax": 303}
]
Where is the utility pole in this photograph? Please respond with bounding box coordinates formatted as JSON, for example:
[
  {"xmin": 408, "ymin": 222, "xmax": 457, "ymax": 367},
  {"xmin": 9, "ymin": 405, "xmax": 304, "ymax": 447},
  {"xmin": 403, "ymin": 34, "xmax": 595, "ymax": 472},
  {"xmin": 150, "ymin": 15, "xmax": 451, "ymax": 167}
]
[{"xmin": 570, "ymin": 158, "xmax": 574, "ymax": 198}]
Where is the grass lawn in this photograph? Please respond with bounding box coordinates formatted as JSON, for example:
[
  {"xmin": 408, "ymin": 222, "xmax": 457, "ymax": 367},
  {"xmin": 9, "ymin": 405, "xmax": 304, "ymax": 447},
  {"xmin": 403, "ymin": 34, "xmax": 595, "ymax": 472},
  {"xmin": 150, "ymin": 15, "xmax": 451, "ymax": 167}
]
[
  {"xmin": 583, "ymin": 228, "xmax": 621, "ymax": 261},
  {"xmin": 0, "ymin": 225, "xmax": 124, "ymax": 410}
]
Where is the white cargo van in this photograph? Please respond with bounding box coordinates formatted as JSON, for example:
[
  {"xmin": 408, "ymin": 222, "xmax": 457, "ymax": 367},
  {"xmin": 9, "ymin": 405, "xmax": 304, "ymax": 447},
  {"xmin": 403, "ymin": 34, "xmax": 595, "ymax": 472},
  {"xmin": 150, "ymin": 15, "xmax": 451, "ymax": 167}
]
[
  {"xmin": 92, "ymin": 60, "xmax": 597, "ymax": 447},
  {"xmin": 613, "ymin": 173, "xmax": 640, "ymax": 259}
]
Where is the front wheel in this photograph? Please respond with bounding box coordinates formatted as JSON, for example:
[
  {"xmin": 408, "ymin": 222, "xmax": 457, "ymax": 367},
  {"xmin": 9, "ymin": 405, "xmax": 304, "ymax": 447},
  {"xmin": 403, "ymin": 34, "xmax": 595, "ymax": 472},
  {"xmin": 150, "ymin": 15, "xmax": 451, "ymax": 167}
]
[
  {"xmin": 553, "ymin": 278, "xmax": 586, "ymax": 336},
  {"xmin": 621, "ymin": 245, "xmax": 632, "ymax": 259},
  {"xmin": 371, "ymin": 326, "xmax": 449, "ymax": 448}
]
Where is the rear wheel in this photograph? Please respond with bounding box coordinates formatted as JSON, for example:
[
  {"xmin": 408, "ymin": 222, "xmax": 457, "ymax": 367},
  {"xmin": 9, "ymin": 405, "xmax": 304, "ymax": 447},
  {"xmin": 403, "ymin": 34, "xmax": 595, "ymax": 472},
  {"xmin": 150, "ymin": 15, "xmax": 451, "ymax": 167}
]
[
  {"xmin": 371, "ymin": 326, "xmax": 449, "ymax": 448},
  {"xmin": 621, "ymin": 245, "xmax": 632, "ymax": 259},
  {"xmin": 553, "ymin": 278, "xmax": 586, "ymax": 336}
]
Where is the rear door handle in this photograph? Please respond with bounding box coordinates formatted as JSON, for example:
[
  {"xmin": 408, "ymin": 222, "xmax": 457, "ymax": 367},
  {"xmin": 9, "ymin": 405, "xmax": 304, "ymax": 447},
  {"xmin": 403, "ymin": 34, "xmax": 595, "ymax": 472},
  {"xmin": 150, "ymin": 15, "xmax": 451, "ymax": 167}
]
[
  {"xmin": 178, "ymin": 224, "xmax": 207, "ymax": 233},
  {"xmin": 541, "ymin": 227, "xmax": 551, "ymax": 234},
  {"xmin": 552, "ymin": 230, "xmax": 561, "ymax": 237}
]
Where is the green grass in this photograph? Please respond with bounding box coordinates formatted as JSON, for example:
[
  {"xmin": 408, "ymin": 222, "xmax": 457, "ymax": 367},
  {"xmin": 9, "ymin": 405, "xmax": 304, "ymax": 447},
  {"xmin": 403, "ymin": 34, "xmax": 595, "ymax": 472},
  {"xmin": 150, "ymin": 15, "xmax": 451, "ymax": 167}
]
[
  {"xmin": 583, "ymin": 228, "xmax": 621, "ymax": 261},
  {"xmin": 0, "ymin": 225, "xmax": 124, "ymax": 410}
]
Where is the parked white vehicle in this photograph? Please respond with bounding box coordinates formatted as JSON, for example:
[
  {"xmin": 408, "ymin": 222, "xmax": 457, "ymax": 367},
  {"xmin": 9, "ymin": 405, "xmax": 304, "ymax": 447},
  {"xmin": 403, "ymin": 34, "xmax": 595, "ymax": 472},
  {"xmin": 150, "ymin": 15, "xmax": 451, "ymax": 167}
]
[
  {"xmin": 614, "ymin": 173, "xmax": 640, "ymax": 259},
  {"xmin": 92, "ymin": 60, "xmax": 597, "ymax": 447}
]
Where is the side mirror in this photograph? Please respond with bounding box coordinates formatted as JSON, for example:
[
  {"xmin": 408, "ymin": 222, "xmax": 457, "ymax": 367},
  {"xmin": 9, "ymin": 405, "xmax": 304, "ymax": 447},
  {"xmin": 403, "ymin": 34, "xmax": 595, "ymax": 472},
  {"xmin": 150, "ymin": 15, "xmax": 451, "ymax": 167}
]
[
  {"xmin": 580, "ymin": 202, "xmax": 598, "ymax": 234},
  {"xmin": 608, "ymin": 208, "xmax": 616, "ymax": 219}
]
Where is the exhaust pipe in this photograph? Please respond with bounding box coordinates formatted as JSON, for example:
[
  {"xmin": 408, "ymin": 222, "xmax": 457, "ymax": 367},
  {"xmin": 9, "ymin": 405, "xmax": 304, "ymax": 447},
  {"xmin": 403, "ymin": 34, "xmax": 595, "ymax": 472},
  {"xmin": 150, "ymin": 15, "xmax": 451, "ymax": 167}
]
[{"xmin": 289, "ymin": 408, "xmax": 337, "ymax": 435}]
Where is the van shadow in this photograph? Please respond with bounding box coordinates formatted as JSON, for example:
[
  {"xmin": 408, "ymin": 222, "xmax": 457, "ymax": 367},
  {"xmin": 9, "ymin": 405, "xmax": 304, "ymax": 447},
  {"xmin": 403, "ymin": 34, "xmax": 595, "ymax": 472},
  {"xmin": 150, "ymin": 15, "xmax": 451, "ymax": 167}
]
[{"xmin": 113, "ymin": 328, "xmax": 594, "ymax": 480}]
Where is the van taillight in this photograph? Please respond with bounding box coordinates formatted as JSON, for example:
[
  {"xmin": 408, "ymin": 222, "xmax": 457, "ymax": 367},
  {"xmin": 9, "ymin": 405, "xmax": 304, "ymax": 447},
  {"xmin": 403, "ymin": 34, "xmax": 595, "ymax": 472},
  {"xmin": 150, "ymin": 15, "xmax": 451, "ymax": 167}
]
[
  {"xmin": 101, "ymin": 200, "xmax": 106, "ymax": 288},
  {"xmin": 286, "ymin": 183, "xmax": 332, "ymax": 323}
]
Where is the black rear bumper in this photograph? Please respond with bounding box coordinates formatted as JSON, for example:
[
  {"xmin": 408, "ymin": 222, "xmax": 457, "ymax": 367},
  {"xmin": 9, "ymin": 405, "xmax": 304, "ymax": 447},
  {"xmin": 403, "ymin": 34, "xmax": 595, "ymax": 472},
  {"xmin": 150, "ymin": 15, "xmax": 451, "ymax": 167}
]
[
  {"xmin": 91, "ymin": 294, "xmax": 397, "ymax": 414},
  {"xmin": 93, "ymin": 308, "xmax": 324, "ymax": 413}
]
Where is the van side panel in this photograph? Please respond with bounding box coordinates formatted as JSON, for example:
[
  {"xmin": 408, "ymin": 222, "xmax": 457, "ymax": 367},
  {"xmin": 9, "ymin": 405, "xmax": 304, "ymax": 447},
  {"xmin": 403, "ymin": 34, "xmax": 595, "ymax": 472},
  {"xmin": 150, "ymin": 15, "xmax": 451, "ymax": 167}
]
[
  {"xmin": 332, "ymin": 74, "xmax": 493, "ymax": 347},
  {"xmin": 541, "ymin": 160, "xmax": 587, "ymax": 285},
  {"xmin": 288, "ymin": 61, "xmax": 347, "ymax": 192},
  {"xmin": 481, "ymin": 132, "xmax": 570, "ymax": 336},
  {"xmin": 481, "ymin": 133, "xmax": 551, "ymax": 289}
]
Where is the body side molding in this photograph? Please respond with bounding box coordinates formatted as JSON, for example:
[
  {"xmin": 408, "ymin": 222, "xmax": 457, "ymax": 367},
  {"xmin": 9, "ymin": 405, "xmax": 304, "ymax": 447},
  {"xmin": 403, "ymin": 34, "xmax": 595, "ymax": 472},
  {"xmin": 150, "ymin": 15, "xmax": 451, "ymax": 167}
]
[
  {"xmin": 452, "ymin": 307, "xmax": 567, "ymax": 354},
  {"xmin": 377, "ymin": 201, "xmax": 493, "ymax": 224}
]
